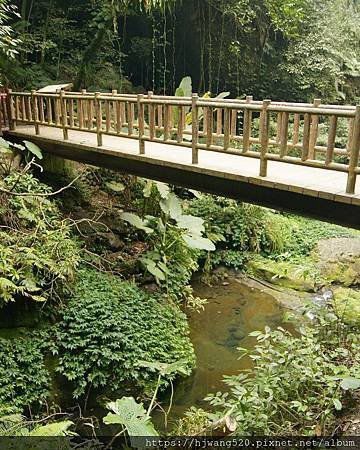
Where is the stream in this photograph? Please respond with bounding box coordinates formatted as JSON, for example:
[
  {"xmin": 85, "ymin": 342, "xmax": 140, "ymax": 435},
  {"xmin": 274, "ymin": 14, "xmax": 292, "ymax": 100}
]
[{"xmin": 154, "ymin": 277, "xmax": 292, "ymax": 430}]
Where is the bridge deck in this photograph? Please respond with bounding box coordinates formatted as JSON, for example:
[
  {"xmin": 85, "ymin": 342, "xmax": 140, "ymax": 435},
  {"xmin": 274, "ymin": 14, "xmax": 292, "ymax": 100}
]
[{"xmin": 8, "ymin": 125, "xmax": 360, "ymax": 207}]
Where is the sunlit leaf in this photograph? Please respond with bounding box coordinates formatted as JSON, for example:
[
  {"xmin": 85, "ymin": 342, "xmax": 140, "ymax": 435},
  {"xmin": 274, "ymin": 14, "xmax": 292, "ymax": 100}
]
[
  {"xmin": 183, "ymin": 233, "xmax": 215, "ymax": 251},
  {"xmin": 23, "ymin": 141, "xmax": 43, "ymax": 160},
  {"xmin": 176, "ymin": 214, "xmax": 204, "ymax": 234},
  {"xmin": 340, "ymin": 377, "xmax": 360, "ymax": 391},
  {"xmin": 105, "ymin": 181, "xmax": 125, "ymax": 192},
  {"xmin": 103, "ymin": 397, "xmax": 158, "ymax": 437},
  {"xmin": 160, "ymin": 193, "xmax": 182, "ymax": 219},
  {"xmin": 121, "ymin": 212, "xmax": 153, "ymax": 234}
]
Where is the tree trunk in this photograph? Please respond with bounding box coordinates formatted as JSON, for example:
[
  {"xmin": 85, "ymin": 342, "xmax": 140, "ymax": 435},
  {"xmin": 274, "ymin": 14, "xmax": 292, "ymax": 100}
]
[{"xmin": 73, "ymin": 25, "xmax": 109, "ymax": 91}]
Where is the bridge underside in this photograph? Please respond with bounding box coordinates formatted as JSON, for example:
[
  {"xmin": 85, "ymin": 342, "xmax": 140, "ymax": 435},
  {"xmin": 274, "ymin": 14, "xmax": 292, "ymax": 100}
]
[{"xmin": 4, "ymin": 126, "xmax": 360, "ymax": 230}]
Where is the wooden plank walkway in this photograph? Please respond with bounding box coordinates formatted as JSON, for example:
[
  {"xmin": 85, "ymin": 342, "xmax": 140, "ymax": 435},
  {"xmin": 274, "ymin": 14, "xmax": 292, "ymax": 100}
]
[{"xmin": 7, "ymin": 125, "xmax": 360, "ymax": 205}]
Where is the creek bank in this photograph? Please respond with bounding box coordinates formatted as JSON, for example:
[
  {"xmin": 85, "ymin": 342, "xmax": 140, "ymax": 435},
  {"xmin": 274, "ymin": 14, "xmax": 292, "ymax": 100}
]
[{"xmin": 239, "ymin": 237, "xmax": 360, "ymax": 320}]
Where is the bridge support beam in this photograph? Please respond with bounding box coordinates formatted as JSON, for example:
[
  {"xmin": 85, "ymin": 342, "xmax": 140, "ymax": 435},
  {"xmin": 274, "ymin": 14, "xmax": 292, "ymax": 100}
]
[{"xmin": 5, "ymin": 133, "xmax": 359, "ymax": 230}]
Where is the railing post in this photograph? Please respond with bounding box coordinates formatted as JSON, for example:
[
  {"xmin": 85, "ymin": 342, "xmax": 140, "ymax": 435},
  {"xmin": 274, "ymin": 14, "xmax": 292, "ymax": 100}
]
[
  {"xmin": 59, "ymin": 90, "xmax": 68, "ymax": 140},
  {"xmin": 259, "ymin": 99, "xmax": 271, "ymax": 177},
  {"xmin": 95, "ymin": 92, "xmax": 102, "ymax": 146},
  {"xmin": 346, "ymin": 105, "xmax": 360, "ymax": 194},
  {"xmin": 308, "ymin": 98, "xmax": 321, "ymax": 159},
  {"xmin": 192, "ymin": 93, "xmax": 199, "ymax": 164},
  {"xmin": 242, "ymin": 95, "xmax": 253, "ymax": 153},
  {"xmin": 5, "ymin": 89, "xmax": 15, "ymax": 130},
  {"xmin": 31, "ymin": 90, "xmax": 40, "ymax": 135},
  {"xmin": 137, "ymin": 94, "xmax": 145, "ymax": 154},
  {"xmin": 148, "ymin": 91, "xmax": 155, "ymax": 140}
]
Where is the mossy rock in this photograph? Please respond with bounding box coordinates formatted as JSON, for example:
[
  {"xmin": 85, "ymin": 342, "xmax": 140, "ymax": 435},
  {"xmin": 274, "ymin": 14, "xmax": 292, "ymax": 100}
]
[
  {"xmin": 333, "ymin": 287, "xmax": 360, "ymax": 326},
  {"xmin": 314, "ymin": 238, "xmax": 360, "ymax": 286},
  {"xmin": 246, "ymin": 256, "xmax": 318, "ymax": 292}
]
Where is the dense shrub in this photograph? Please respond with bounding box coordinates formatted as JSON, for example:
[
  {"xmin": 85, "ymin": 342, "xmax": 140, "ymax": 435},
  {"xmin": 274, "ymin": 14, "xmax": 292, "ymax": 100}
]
[
  {"xmin": 0, "ymin": 173, "xmax": 80, "ymax": 305},
  {"xmin": 0, "ymin": 332, "xmax": 50, "ymax": 410},
  {"xmin": 206, "ymin": 308, "xmax": 360, "ymax": 435},
  {"xmin": 188, "ymin": 196, "xmax": 356, "ymax": 269},
  {"xmin": 55, "ymin": 269, "xmax": 195, "ymax": 397},
  {"xmin": 188, "ymin": 196, "xmax": 290, "ymax": 268}
]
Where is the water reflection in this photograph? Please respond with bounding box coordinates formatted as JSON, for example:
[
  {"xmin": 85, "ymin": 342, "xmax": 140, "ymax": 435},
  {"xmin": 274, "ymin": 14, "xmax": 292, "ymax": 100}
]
[{"xmin": 155, "ymin": 278, "xmax": 290, "ymax": 429}]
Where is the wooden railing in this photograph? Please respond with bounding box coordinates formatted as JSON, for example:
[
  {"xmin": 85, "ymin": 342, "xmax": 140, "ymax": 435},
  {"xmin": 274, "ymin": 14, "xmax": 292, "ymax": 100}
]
[{"xmin": 2, "ymin": 89, "xmax": 360, "ymax": 194}]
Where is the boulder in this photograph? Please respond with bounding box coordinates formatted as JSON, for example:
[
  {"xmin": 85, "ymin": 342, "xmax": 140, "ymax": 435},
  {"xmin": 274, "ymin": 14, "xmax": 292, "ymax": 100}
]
[
  {"xmin": 332, "ymin": 287, "xmax": 360, "ymax": 326},
  {"xmin": 246, "ymin": 255, "xmax": 318, "ymax": 292},
  {"xmin": 314, "ymin": 238, "xmax": 360, "ymax": 286}
]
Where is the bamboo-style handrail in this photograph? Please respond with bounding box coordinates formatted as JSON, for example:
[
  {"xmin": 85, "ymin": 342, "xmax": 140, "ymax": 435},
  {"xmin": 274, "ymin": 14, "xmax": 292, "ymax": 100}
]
[{"xmin": 4, "ymin": 90, "xmax": 360, "ymax": 194}]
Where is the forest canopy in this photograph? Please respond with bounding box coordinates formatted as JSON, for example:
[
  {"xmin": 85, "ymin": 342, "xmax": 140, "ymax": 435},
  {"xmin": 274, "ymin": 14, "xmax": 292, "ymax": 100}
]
[{"xmin": 0, "ymin": 0, "xmax": 359, "ymax": 103}]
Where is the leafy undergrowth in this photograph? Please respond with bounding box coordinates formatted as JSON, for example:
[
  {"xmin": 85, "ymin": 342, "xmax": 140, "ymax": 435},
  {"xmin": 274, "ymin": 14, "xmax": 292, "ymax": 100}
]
[
  {"xmin": 0, "ymin": 172, "xmax": 81, "ymax": 305},
  {"xmin": 177, "ymin": 307, "xmax": 360, "ymax": 436},
  {"xmin": 54, "ymin": 268, "xmax": 196, "ymax": 398},
  {"xmin": 188, "ymin": 195, "xmax": 357, "ymax": 278}
]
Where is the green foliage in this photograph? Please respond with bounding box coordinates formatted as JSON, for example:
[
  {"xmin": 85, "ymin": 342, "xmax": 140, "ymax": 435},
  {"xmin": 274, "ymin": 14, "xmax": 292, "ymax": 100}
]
[
  {"xmin": 188, "ymin": 196, "xmax": 289, "ymax": 269},
  {"xmin": 0, "ymin": 412, "xmax": 75, "ymax": 438},
  {"xmin": 270, "ymin": 215, "xmax": 357, "ymax": 260},
  {"xmin": 0, "ymin": 0, "xmax": 19, "ymax": 59},
  {"xmin": 0, "ymin": 332, "xmax": 50, "ymax": 410},
  {"xmin": 122, "ymin": 182, "xmax": 214, "ymax": 299},
  {"xmin": 206, "ymin": 309, "xmax": 360, "ymax": 435},
  {"xmin": 104, "ymin": 397, "xmax": 158, "ymax": 437},
  {"xmin": 0, "ymin": 173, "xmax": 80, "ymax": 305},
  {"xmin": 55, "ymin": 269, "xmax": 195, "ymax": 398},
  {"xmin": 284, "ymin": 0, "xmax": 360, "ymax": 102}
]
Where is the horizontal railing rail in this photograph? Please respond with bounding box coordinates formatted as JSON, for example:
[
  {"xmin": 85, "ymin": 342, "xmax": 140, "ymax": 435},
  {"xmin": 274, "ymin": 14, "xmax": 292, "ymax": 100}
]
[{"xmin": 5, "ymin": 89, "xmax": 360, "ymax": 194}]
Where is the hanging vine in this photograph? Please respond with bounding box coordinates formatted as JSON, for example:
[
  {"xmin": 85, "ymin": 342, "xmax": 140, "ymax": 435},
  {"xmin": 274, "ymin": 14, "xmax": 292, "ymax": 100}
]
[
  {"xmin": 151, "ymin": 13, "xmax": 156, "ymax": 91},
  {"xmin": 171, "ymin": 6, "xmax": 176, "ymax": 92},
  {"xmin": 207, "ymin": 0, "xmax": 212, "ymax": 93},
  {"xmin": 216, "ymin": 0, "xmax": 226, "ymax": 94},
  {"xmin": 162, "ymin": 6, "xmax": 167, "ymax": 94}
]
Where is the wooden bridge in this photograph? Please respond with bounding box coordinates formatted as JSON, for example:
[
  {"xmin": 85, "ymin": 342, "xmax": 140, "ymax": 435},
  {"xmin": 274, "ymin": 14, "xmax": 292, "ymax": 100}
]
[{"xmin": 1, "ymin": 89, "xmax": 360, "ymax": 228}]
